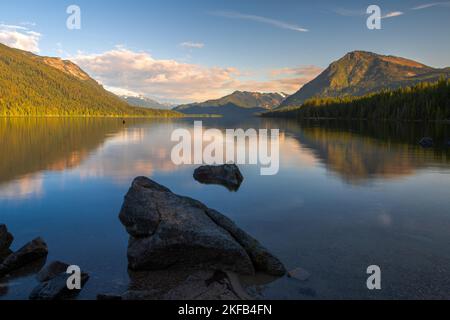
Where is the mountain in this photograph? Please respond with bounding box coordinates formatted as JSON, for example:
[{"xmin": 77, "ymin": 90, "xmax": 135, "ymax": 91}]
[
  {"xmin": 175, "ymin": 91, "xmax": 287, "ymax": 116},
  {"xmin": 279, "ymin": 51, "xmax": 450, "ymax": 109},
  {"xmin": 0, "ymin": 43, "xmax": 180, "ymax": 117},
  {"xmin": 120, "ymin": 95, "xmax": 175, "ymax": 110}
]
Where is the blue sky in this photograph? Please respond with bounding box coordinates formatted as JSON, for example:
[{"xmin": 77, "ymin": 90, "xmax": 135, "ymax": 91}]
[{"xmin": 1, "ymin": 0, "xmax": 450, "ymax": 103}]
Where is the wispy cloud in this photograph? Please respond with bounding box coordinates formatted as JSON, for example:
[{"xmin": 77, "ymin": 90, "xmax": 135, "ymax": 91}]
[
  {"xmin": 180, "ymin": 41, "xmax": 205, "ymax": 49},
  {"xmin": 211, "ymin": 11, "xmax": 308, "ymax": 32},
  {"xmin": 412, "ymin": 1, "xmax": 450, "ymax": 10},
  {"xmin": 0, "ymin": 24, "xmax": 41, "ymax": 53},
  {"xmin": 382, "ymin": 11, "xmax": 404, "ymax": 19}
]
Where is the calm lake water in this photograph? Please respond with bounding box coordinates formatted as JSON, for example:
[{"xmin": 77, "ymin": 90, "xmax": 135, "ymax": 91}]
[{"xmin": 1, "ymin": 117, "xmax": 450, "ymax": 300}]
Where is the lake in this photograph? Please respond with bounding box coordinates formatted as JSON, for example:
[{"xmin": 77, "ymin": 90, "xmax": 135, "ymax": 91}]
[{"xmin": 1, "ymin": 117, "xmax": 450, "ymax": 299}]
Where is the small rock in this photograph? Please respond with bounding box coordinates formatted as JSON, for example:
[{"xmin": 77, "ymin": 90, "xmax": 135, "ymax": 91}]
[
  {"xmin": 0, "ymin": 237, "xmax": 48, "ymax": 277},
  {"xmin": 193, "ymin": 164, "xmax": 244, "ymax": 191},
  {"xmin": 0, "ymin": 224, "xmax": 13, "ymax": 255},
  {"xmin": 419, "ymin": 137, "xmax": 433, "ymax": 148},
  {"xmin": 288, "ymin": 267, "xmax": 311, "ymax": 281},
  {"xmin": 37, "ymin": 261, "xmax": 70, "ymax": 282},
  {"xmin": 29, "ymin": 272, "xmax": 89, "ymax": 300}
]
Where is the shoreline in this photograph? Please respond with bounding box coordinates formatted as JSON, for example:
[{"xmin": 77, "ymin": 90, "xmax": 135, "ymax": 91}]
[
  {"xmin": 260, "ymin": 115, "xmax": 450, "ymax": 123},
  {"xmin": 0, "ymin": 114, "xmax": 221, "ymax": 119}
]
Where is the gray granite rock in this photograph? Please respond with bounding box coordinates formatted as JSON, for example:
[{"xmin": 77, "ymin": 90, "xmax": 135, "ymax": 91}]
[{"xmin": 120, "ymin": 177, "xmax": 254, "ymax": 274}]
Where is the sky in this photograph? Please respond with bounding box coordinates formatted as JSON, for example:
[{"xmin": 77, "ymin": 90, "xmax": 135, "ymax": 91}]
[{"xmin": 1, "ymin": 0, "xmax": 450, "ymax": 103}]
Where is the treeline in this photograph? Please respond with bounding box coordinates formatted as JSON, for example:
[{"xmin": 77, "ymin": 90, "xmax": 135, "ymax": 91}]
[
  {"xmin": 0, "ymin": 44, "xmax": 181, "ymax": 117},
  {"xmin": 264, "ymin": 79, "xmax": 450, "ymax": 121}
]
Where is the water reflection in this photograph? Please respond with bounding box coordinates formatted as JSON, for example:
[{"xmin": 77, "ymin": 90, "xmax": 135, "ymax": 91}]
[
  {"xmin": 1, "ymin": 117, "xmax": 450, "ymax": 299},
  {"xmin": 0, "ymin": 118, "xmax": 179, "ymax": 199},
  {"xmin": 268, "ymin": 119, "xmax": 450, "ymax": 184},
  {"xmin": 0, "ymin": 118, "xmax": 449, "ymax": 200}
]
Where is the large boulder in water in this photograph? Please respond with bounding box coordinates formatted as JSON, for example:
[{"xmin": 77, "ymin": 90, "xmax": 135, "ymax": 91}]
[
  {"xmin": 119, "ymin": 177, "xmax": 285, "ymax": 276},
  {"xmin": 193, "ymin": 164, "xmax": 244, "ymax": 191}
]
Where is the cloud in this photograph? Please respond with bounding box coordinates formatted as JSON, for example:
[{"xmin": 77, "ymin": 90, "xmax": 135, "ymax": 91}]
[
  {"xmin": 211, "ymin": 11, "xmax": 308, "ymax": 32},
  {"xmin": 72, "ymin": 47, "xmax": 243, "ymax": 102},
  {"xmin": 0, "ymin": 24, "xmax": 41, "ymax": 53},
  {"xmin": 382, "ymin": 11, "xmax": 404, "ymax": 19},
  {"xmin": 412, "ymin": 1, "xmax": 450, "ymax": 10},
  {"xmin": 180, "ymin": 41, "xmax": 205, "ymax": 49},
  {"xmin": 71, "ymin": 47, "xmax": 320, "ymax": 103}
]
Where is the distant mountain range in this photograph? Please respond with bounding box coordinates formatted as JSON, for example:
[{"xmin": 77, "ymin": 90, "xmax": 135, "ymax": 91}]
[
  {"xmin": 174, "ymin": 91, "xmax": 288, "ymax": 116},
  {"xmin": 0, "ymin": 43, "xmax": 180, "ymax": 117},
  {"xmin": 279, "ymin": 51, "xmax": 450, "ymax": 109},
  {"xmin": 119, "ymin": 95, "xmax": 175, "ymax": 110},
  {"xmin": 2, "ymin": 43, "xmax": 448, "ymax": 119}
]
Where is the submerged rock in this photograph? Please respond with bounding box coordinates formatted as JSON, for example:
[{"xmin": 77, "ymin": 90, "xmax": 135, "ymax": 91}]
[
  {"xmin": 29, "ymin": 271, "xmax": 89, "ymax": 300},
  {"xmin": 0, "ymin": 224, "xmax": 13, "ymax": 256},
  {"xmin": 162, "ymin": 271, "xmax": 240, "ymax": 300},
  {"xmin": 0, "ymin": 238, "xmax": 48, "ymax": 277},
  {"xmin": 122, "ymin": 270, "xmax": 243, "ymax": 300},
  {"xmin": 288, "ymin": 267, "xmax": 311, "ymax": 281},
  {"xmin": 119, "ymin": 177, "xmax": 285, "ymax": 277},
  {"xmin": 36, "ymin": 261, "xmax": 70, "ymax": 282},
  {"xmin": 193, "ymin": 164, "xmax": 244, "ymax": 191},
  {"xmin": 419, "ymin": 137, "xmax": 433, "ymax": 148},
  {"xmin": 205, "ymin": 209, "xmax": 286, "ymax": 276}
]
